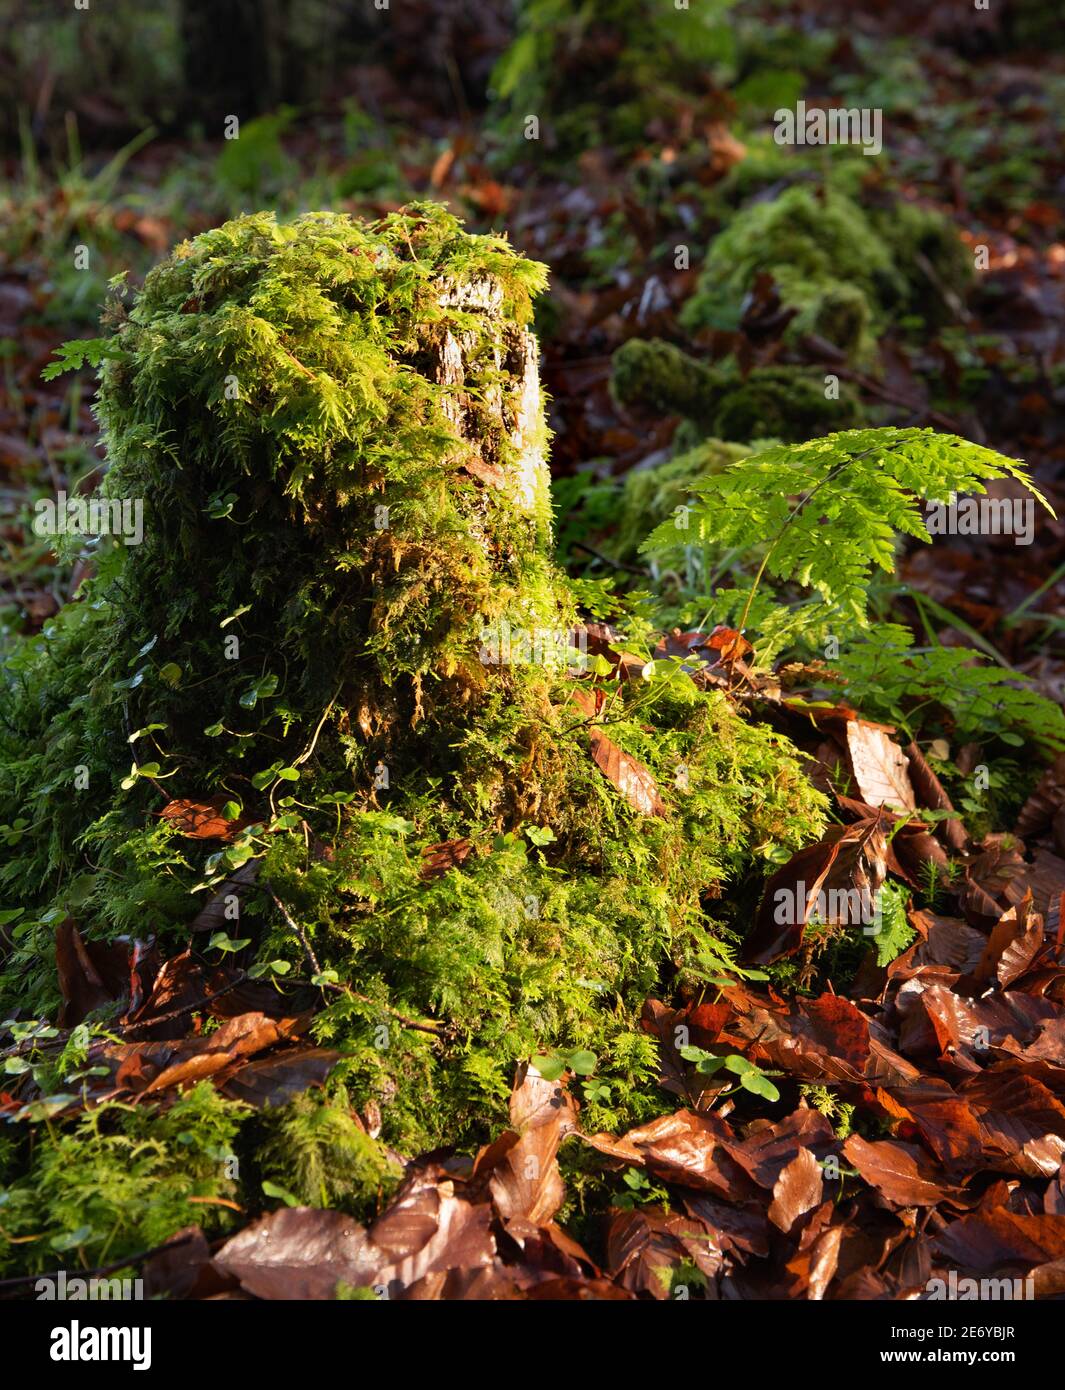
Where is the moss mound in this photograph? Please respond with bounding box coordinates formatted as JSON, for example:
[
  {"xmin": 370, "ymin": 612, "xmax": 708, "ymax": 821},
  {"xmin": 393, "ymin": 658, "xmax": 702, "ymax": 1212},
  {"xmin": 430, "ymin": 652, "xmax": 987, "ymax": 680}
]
[
  {"xmin": 0, "ymin": 205, "xmax": 825, "ymax": 1176},
  {"xmin": 611, "ymin": 337, "xmax": 863, "ymax": 444},
  {"xmin": 613, "ymin": 438, "xmax": 752, "ymax": 563},
  {"xmin": 681, "ymin": 186, "xmax": 973, "ymax": 357}
]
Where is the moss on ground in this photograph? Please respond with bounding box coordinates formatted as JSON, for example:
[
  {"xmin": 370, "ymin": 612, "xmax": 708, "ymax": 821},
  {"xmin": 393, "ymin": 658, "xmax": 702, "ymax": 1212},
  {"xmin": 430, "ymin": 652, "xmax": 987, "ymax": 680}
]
[
  {"xmin": 0, "ymin": 1084, "xmax": 246, "ymax": 1274},
  {"xmin": 681, "ymin": 185, "xmax": 972, "ymax": 358},
  {"xmin": 613, "ymin": 438, "xmax": 752, "ymax": 563},
  {"xmin": 489, "ymin": 0, "xmax": 735, "ymax": 161},
  {"xmin": 611, "ymin": 337, "xmax": 863, "ymax": 444}
]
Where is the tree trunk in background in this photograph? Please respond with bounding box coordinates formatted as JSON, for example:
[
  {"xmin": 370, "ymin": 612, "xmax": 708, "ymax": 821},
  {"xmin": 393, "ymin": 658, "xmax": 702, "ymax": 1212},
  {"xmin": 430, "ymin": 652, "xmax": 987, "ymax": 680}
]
[{"xmin": 179, "ymin": 0, "xmax": 297, "ymax": 122}]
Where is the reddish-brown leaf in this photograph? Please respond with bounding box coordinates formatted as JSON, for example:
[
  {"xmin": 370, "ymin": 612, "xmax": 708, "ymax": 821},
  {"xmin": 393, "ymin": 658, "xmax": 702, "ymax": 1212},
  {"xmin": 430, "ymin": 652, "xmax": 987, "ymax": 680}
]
[
  {"xmin": 743, "ymin": 816, "xmax": 887, "ymax": 964},
  {"xmin": 905, "ymin": 740, "xmax": 969, "ymax": 852},
  {"xmin": 587, "ymin": 726, "xmax": 667, "ymax": 817},
  {"xmin": 158, "ymin": 796, "xmax": 249, "ymax": 842},
  {"xmin": 973, "ymin": 899, "xmax": 1044, "ymax": 988},
  {"xmin": 768, "ymin": 1146, "xmax": 823, "ymax": 1233},
  {"xmin": 605, "ymin": 1207, "xmax": 721, "ymax": 1298},
  {"xmin": 220, "ymin": 1049, "xmax": 340, "ymax": 1108},
  {"xmin": 1017, "ymin": 753, "xmax": 1065, "ymax": 839},
  {"xmin": 419, "ymin": 837, "xmax": 474, "ymax": 879},
  {"xmin": 479, "ymin": 1063, "xmax": 578, "ymax": 1226},
  {"xmin": 584, "ymin": 1109, "xmax": 758, "ymax": 1200},
  {"xmin": 55, "ymin": 919, "xmax": 128, "ymax": 1027},
  {"xmin": 213, "ymin": 1207, "xmax": 380, "ymax": 1299},
  {"xmin": 843, "ymin": 1135, "xmax": 963, "ymax": 1206},
  {"xmin": 959, "ymin": 1070, "xmax": 1065, "ymax": 1178},
  {"xmin": 933, "ymin": 1209, "xmax": 1065, "ymax": 1274}
]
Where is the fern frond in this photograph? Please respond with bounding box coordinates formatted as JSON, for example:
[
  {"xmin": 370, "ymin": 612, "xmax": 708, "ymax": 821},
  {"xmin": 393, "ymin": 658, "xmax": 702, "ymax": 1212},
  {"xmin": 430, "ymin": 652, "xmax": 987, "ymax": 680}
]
[{"xmin": 641, "ymin": 427, "xmax": 1051, "ymax": 633}]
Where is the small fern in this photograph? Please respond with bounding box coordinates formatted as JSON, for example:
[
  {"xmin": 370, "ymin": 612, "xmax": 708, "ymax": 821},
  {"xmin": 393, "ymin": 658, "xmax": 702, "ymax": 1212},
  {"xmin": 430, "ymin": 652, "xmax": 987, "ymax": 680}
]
[
  {"xmin": 41, "ymin": 337, "xmax": 125, "ymax": 381},
  {"xmin": 872, "ymin": 880, "xmax": 916, "ymax": 968},
  {"xmin": 642, "ymin": 426, "xmax": 1051, "ymax": 636},
  {"xmin": 837, "ymin": 624, "xmax": 1065, "ymax": 753}
]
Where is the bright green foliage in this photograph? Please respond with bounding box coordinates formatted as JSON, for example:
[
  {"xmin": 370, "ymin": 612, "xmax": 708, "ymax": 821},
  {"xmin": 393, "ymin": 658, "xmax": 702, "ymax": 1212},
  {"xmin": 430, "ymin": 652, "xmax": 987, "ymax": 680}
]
[
  {"xmin": 838, "ymin": 625, "xmax": 1065, "ymax": 754},
  {"xmin": 871, "ymin": 880, "xmax": 916, "ymax": 968},
  {"xmin": 0, "ymin": 1084, "xmax": 245, "ymax": 1276},
  {"xmin": 40, "ymin": 337, "xmax": 123, "ymax": 380},
  {"xmin": 643, "ymin": 426, "xmax": 1050, "ymax": 633},
  {"xmin": 1, "ymin": 203, "xmax": 555, "ymax": 908},
  {"xmin": 681, "ymin": 186, "xmax": 972, "ymax": 357},
  {"xmin": 258, "ymin": 1090, "xmax": 402, "ymax": 1210},
  {"xmin": 94, "ymin": 203, "xmax": 555, "ymax": 701},
  {"xmin": 679, "ymin": 1044, "xmax": 781, "ymax": 1102},
  {"xmin": 640, "ymin": 426, "xmax": 1065, "ymax": 751},
  {"xmin": 490, "ymin": 0, "xmax": 737, "ymax": 159},
  {"xmin": 257, "ymin": 673, "xmax": 823, "ymax": 1152},
  {"xmin": 551, "ymin": 437, "xmax": 753, "ymax": 571},
  {"xmin": 610, "ymin": 337, "xmax": 864, "ymax": 444},
  {"xmin": 799, "ymin": 1083, "xmax": 855, "ymax": 1138},
  {"xmin": 613, "ymin": 438, "xmax": 752, "ymax": 562}
]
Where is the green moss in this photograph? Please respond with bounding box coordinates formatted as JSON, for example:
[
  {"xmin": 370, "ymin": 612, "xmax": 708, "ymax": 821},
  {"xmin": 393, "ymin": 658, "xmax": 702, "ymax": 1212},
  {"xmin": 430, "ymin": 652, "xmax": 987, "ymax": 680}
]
[
  {"xmin": 258, "ymin": 1089, "xmax": 402, "ymax": 1210},
  {"xmin": 489, "ymin": 0, "xmax": 737, "ymax": 162},
  {"xmin": 255, "ymin": 672, "xmax": 824, "ymax": 1153},
  {"xmin": 613, "ymin": 437, "xmax": 752, "ymax": 562},
  {"xmin": 681, "ymin": 186, "xmax": 972, "ymax": 358},
  {"xmin": 0, "ymin": 1084, "xmax": 246, "ymax": 1276},
  {"xmin": 611, "ymin": 337, "xmax": 863, "ymax": 444},
  {"xmin": 870, "ymin": 199, "xmax": 973, "ymax": 315}
]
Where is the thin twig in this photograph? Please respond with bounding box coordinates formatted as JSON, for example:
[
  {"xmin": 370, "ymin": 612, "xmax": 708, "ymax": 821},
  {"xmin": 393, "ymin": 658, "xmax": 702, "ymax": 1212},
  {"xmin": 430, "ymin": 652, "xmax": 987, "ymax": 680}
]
[
  {"xmin": 0, "ymin": 1233, "xmax": 199, "ymax": 1294},
  {"xmin": 293, "ymin": 685, "xmax": 342, "ymax": 769},
  {"xmin": 570, "ymin": 541, "xmax": 649, "ymax": 576},
  {"xmin": 308, "ymin": 979, "xmax": 446, "ymax": 1037},
  {"xmin": 117, "ymin": 971, "xmax": 248, "ymax": 1035},
  {"xmin": 267, "ymin": 889, "xmax": 445, "ymax": 1036},
  {"xmin": 266, "ymin": 885, "xmax": 322, "ymax": 977}
]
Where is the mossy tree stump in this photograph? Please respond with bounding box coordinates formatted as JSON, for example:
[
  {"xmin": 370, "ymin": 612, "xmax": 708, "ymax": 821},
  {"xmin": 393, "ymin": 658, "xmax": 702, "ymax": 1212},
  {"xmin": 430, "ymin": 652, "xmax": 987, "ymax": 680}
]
[{"xmin": 0, "ymin": 204, "xmax": 824, "ymax": 1153}]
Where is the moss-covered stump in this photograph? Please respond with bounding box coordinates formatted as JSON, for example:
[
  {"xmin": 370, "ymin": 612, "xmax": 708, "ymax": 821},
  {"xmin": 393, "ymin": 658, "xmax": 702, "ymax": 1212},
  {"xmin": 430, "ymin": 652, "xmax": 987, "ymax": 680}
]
[
  {"xmin": 0, "ymin": 204, "xmax": 824, "ymax": 1164},
  {"xmin": 681, "ymin": 186, "xmax": 973, "ymax": 359},
  {"xmin": 611, "ymin": 337, "xmax": 863, "ymax": 445}
]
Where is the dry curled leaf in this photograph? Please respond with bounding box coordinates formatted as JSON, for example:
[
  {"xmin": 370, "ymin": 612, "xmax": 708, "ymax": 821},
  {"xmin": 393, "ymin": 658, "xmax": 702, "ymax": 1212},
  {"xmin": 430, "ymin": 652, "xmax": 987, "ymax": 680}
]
[
  {"xmin": 845, "ymin": 721, "xmax": 915, "ymax": 812},
  {"xmin": 569, "ymin": 688, "xmax": 666, "ymax": 816},
  {"xmin": 588, "ymin": 726, "xmax": 667, "ymax": 817},
  {"xmin": 743, "ymin": 815, "xmax": 888, "ymax": 964},
  {"xmin": 420, "ymin": 837, "xmax": 474, "ymax": 879}
]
